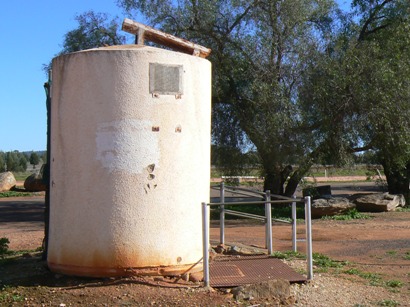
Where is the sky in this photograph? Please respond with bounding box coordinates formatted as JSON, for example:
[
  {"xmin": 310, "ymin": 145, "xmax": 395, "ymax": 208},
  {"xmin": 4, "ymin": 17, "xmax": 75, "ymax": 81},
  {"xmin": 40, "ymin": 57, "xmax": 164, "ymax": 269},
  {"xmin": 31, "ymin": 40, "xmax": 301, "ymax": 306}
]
[{"xmin": 0, "ymin": 0, "xmax": 352, "ymax": 152}]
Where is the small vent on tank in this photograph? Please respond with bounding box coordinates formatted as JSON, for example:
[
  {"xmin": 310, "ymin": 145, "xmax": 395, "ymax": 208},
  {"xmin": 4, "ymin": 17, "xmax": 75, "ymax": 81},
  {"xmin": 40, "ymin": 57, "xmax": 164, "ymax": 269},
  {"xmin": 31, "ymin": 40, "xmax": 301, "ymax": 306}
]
[{"xmin": 149, "ymin": 63, "xmax": 183, "ymax": 96}]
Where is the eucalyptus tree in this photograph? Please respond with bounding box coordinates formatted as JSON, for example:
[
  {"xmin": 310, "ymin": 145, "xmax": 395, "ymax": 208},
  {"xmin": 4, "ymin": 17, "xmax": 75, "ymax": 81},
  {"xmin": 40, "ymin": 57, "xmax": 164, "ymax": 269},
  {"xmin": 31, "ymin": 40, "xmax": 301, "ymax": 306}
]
[
  {"xmin": 300, "ymin": 0, "xmax": 410, "ymax": 201},
  {"xmin": 43, "ymin": 11, "xmax": 126, "ymax": 72},
  {"xmin": 118, "ymin": 0, "xmax": 338, "ymax": 195},
  {"xmin": 61, "ymin": 11, "xmax": 126, "ymax": 53}
]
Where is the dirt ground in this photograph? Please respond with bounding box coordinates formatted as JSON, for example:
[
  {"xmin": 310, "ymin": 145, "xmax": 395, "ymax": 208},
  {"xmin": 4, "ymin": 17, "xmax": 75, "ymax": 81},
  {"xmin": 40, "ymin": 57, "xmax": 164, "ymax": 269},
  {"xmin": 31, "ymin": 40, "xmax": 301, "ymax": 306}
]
[{"xmin": 1, "ymin": 182, "xmax": 410, "ymax": 306}]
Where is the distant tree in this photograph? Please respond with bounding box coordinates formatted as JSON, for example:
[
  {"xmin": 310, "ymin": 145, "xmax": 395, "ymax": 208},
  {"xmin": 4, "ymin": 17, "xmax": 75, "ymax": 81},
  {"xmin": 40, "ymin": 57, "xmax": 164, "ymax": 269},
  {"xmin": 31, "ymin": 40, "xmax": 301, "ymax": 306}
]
[
  {"xmin": 5, "ymin": 151, "xmax": 19, "ymax": 172},
  {"xmin": 41, "ymin": 151, "xmax": 47, "ymax": 164},
  {"xmin": 0, "ymin": 152, "xmax": 5, "ymax": 172},
  {"xmin": 18, "ymin": 155, "xmax": 28, "ymax": 172},
  {"xmin": 29, "ymin": 152, "xmax": 40, "ymax": 169}
]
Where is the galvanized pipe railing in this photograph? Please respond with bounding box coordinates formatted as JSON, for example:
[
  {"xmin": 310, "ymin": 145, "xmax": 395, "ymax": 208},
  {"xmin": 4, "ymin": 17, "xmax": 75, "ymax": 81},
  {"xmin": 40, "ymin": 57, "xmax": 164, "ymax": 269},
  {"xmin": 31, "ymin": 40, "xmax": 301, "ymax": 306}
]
[
  {"xmin": 214, "ymin": 183, "xmax": 295, "ymax": 249},
  {"xmin": 265, "ymin": 190, "xmax": 273, "ymax": 254},
  {"xmin": 202, "ymin": 193, "xmax": 313, "ymax": 287}
]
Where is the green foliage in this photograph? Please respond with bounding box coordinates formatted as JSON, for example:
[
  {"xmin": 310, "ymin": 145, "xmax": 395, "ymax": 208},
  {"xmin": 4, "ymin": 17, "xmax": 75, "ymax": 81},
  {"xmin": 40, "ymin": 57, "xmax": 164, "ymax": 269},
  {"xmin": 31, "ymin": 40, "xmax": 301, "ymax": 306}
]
[
  {"xmin": 377, "ymin": 299, "xmax": 400, "ymax": 307},
  {"xmin": 0, "ymin": 151, "xmax": 29, "ymax": 172},
  {"xmin": 0, "ymin": 153, "xmax": 4, "ymax": 172},
  {"xmin": 312, "ymin": 253, "xmax": 346, "ymax": 269},
  {"xmin": 0, "ymin": 238, "xmax": 10, "ymax": 257},
  {"xmin": 0, "ymin": 191, "xmax": 36, "ymax": 198},
  {"xmin": 0, "ymin": 286, "xmax": 24, "ymax": 303},
  {"xmin": 1, "ymin": 151, "xmax": 27, "ymax": 172},
  {"xmin": 29, "ymin": 152, "xmax": 40, "ymax": 168},
  {"xmin": 385, "ymin": 280, "xmax": 403, "ymax": 288},
  {"xmin": 300, "ymin": 0, "xmax": 410, "ymax": 200},
  {"xmin": 270, "ymin": 251, "xmax": 306, "ymax": 260},
  {"xmin": 321, "ymin": 209, "xmax": 371, "ymax": 221},
  {"xmin": 344, "ymin": 268, "xmax": 381, "ymax": 282},
  {"xmin": 61, "ymin": 11, "xmax": 126, "ymax": 53},
  {"xmin": 44, "ymin": 11, "xmax": 126, "ymax": 72},
  {"xmin": 404, "ymin": 251, "xmax": 410, "ymax": 260},
  {"xmin": 118, "ymin": 0, "xmax": 338, "ymax": 196}
]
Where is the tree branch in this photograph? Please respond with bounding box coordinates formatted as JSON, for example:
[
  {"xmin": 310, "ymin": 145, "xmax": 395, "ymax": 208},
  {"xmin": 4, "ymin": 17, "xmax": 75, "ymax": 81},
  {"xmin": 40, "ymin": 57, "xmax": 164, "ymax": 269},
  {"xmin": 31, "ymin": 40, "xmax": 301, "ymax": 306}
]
[{"xmin": 358, "ymin": 0, "xmax": 394, "ymax": 41}]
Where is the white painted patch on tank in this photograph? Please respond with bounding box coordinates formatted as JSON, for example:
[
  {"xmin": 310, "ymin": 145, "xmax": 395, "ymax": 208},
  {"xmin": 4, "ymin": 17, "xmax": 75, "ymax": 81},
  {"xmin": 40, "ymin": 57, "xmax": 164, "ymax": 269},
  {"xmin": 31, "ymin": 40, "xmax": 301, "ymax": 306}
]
[{"xmin": 96, "ymin": 119, "xmax": 160, "ymax": 174}]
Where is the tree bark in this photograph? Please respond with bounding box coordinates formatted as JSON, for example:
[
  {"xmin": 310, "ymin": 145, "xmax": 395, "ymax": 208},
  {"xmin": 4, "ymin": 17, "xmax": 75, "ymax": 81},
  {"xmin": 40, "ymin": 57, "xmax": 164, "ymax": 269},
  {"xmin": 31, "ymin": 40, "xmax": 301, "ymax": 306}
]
[{"xmin": 382, "ymin": 161, "xmax": 410, "ymax": 205}]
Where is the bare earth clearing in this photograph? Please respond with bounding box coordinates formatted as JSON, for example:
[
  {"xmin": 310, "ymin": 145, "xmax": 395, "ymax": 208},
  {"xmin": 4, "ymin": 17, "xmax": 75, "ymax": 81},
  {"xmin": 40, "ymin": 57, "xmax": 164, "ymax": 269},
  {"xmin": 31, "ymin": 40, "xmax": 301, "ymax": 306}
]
[{"xmin": 0, "ymin": 182, "xmax": 410, "ymax": 306}]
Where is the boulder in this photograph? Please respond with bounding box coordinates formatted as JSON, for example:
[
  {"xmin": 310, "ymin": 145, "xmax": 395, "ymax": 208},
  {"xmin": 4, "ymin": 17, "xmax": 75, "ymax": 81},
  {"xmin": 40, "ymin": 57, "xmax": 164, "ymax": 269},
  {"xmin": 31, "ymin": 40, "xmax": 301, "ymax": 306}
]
[
  {"xmin": 355, "ymin": 193, "xmax": 405, "ymax": 212},
  {"xmin": 311, "ymin": 197, "xmax": 355, "ymax": 219},
  {"xmin": 0, "ymin": 172, "xmax": 16, "ymax": 192},
  {"xmin": 232, "ymin": 279, "xmax": 293, "ymax": 303},
  {"xmin": 24, "ymin": 173, "xmax": 46, "ymax": 192}
]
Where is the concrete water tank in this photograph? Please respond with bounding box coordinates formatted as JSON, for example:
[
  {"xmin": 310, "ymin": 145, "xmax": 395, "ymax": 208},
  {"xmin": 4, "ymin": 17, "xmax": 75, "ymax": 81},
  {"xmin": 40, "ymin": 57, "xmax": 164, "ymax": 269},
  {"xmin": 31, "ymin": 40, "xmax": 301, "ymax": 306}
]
[{"xmin": 48, "ymin": 45, "xmax": 211, "ymax": 277}]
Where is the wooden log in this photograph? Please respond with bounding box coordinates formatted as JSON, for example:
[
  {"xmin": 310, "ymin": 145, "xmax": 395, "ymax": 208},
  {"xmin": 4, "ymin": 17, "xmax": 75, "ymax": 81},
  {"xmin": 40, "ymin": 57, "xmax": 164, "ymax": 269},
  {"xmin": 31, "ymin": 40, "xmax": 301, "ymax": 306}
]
[{"xmin": 122, "ymin": 18, "xmax": 211, "ymax": 58}]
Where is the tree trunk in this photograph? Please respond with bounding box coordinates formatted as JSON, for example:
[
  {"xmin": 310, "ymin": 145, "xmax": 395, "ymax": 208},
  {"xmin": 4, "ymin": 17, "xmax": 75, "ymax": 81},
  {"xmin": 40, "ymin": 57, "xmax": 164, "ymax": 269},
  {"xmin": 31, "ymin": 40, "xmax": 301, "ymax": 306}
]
[
  {"xmin": 263, "ymin": 165, "xmax": 295, "ymax": 196},
  {"xmin": 263, "ymin": 169, "xmax": 283, "ymax": 195},
  {"xmin": 382, "ymin": 161, "xmax": 410, "ymax": 205}
]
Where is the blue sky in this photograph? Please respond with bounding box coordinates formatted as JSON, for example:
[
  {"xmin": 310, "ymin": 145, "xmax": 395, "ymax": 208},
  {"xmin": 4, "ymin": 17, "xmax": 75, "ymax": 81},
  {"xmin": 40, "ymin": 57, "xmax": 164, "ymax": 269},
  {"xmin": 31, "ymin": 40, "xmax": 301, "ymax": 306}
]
[{"xmin": 0, "ymin": 0, "xmax": 351, "ymax": 152}]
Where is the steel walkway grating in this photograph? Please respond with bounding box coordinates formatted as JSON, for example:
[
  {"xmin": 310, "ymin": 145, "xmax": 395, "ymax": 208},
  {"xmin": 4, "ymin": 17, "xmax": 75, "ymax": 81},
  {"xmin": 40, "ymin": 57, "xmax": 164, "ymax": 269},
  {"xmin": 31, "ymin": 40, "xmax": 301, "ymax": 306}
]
[{"xmin": 209, "ymin": 255, "xmax": 306, "ymax": 287}]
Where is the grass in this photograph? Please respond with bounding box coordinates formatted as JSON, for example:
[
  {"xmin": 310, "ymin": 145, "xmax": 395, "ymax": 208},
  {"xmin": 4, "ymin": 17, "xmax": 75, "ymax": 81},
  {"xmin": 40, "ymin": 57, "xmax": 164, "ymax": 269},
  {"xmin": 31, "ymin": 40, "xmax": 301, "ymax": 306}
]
[
  {"xmin": 321, "ymin": 209, "xmax": 371, "ymax": 221},
  {"xmin": 0, "ymin": 237, "xmax": 42, "ymax": 263},
  {"xmin": 269, "ymin": 250, "xmax": 306, "ymax": 260},
  {"xmin": 343, "ymin": 268, "xmax": 382, "ymax": 286},
  {"xmin": 0, "ymin": 286, "xmax": 24, "ymax": 304},
  {"xmin": 404, "ymin": 251, "xmax": 410, "ymax": 260},
  {"xmin": 0, "ymin": 191, "xmax": 37, "ymax": 198},
  {"xmin": 386, "ymin": 250, "xmax": 397, "ymax": 256},
  {"xmin": 377, "ymin": 299, "xmax": 400, "ymax": 306},
  {"xmin": 396, "ymin": 206, "xmax": 410, "ymax": 212},
  {"xmin": 12, "ymin": 171, "xmax": 36, "ymax": 181},
  {"xmin": 313, "ymin": 253, "xmax": 347, "ymax": 272},
  {"xmin": 385, "ymin": 280, "xmax": 403, "ymax": 288}
]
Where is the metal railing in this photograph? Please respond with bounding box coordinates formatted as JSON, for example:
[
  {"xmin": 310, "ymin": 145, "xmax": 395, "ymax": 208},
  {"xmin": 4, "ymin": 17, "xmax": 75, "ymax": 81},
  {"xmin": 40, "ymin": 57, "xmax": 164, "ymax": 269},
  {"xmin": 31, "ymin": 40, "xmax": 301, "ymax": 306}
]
[{"xmin": 202, "ymin": 182, "xmax": 313, "ymax": 287}]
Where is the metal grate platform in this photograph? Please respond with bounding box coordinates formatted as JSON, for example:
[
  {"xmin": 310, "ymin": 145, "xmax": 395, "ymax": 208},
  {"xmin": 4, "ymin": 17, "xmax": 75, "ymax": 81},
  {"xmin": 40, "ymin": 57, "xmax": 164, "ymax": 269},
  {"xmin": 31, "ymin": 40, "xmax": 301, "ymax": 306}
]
[{"xmin": 210, "ymin": 255, "xmax": 306, "ymax": 287}]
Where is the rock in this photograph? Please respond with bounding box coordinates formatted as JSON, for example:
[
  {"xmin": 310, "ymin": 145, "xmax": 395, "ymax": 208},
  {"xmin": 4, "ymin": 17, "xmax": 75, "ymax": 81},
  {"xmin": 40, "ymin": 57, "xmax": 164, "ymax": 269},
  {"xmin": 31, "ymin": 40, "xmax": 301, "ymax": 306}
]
[
  {"xmin": 311, "ymin": 197, "xmax": 355, "ymax": 219},
  {"xmin": 224, "ymin": 243, "xmax": 266, "ymax": 255},
  {"xmin": 0, "ymin": 171, "xmax": 16, "ymax": 192},
  {"xmin": 355, "ymin": 193, "xmax": 405, "ymax": 212},
  {"xmin": 24, "ymin": 173, "xmax": 46, "ymax": 192},
  {"xmin": 189, "ymin": 272, "xmax": 203, "ymax": 282},
  {"xmin": 232, "ymin": 279, "xmax": 292, "ymax": 302},
  {"xmin": 214, "ymin": 244, "xmax": 226, "ymax": 254}
]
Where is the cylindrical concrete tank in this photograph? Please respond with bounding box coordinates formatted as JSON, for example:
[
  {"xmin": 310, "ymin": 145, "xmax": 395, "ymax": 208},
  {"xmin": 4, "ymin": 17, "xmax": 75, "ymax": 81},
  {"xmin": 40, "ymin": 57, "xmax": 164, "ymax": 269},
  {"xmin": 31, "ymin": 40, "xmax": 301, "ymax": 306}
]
[{"xmin": 48, "ymin": 45, "xmax": 211, "ymax": 277}]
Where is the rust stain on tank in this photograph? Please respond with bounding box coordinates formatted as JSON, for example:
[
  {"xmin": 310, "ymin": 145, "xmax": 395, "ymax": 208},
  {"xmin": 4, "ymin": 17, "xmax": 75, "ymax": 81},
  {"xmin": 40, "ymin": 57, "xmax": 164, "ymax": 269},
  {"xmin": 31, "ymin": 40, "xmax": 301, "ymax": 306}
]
[{"xmin": 49, "ymin": 247, "xmax": 203, "ymax": 277}]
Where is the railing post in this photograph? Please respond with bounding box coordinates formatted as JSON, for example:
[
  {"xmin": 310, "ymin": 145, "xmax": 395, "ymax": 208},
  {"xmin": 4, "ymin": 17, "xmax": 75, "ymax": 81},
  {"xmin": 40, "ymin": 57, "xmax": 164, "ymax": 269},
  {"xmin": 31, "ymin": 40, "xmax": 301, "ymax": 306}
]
[
  {"xmin": 265, "ymin": 190, "xmax": 273, "ymax": 255},
  {"xmin": 202, "ymin": 202, "xmax": 210, "ymax": 287},
  {"xmin": 292, "ymin": 195, "xmax": 297, "ymax": 252},
  {"xmin": 305, "ymin": 196, "xmax": 313, "ymax": 280},
  {"xmin": 220, "ymin": 182, "xmax": 225, "ymax": 245}
]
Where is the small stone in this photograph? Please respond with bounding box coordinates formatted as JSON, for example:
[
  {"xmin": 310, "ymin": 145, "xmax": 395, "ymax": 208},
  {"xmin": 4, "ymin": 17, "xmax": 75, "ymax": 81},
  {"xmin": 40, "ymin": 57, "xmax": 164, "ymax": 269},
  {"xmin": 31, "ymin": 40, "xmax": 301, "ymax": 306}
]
[
  {"xmin": 232, "ymin": 279, "xmax": 291, "ymax": 301},
  {"xmin": 189, "ymin": 272, "xmax": 203, "ymax": 282}
]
